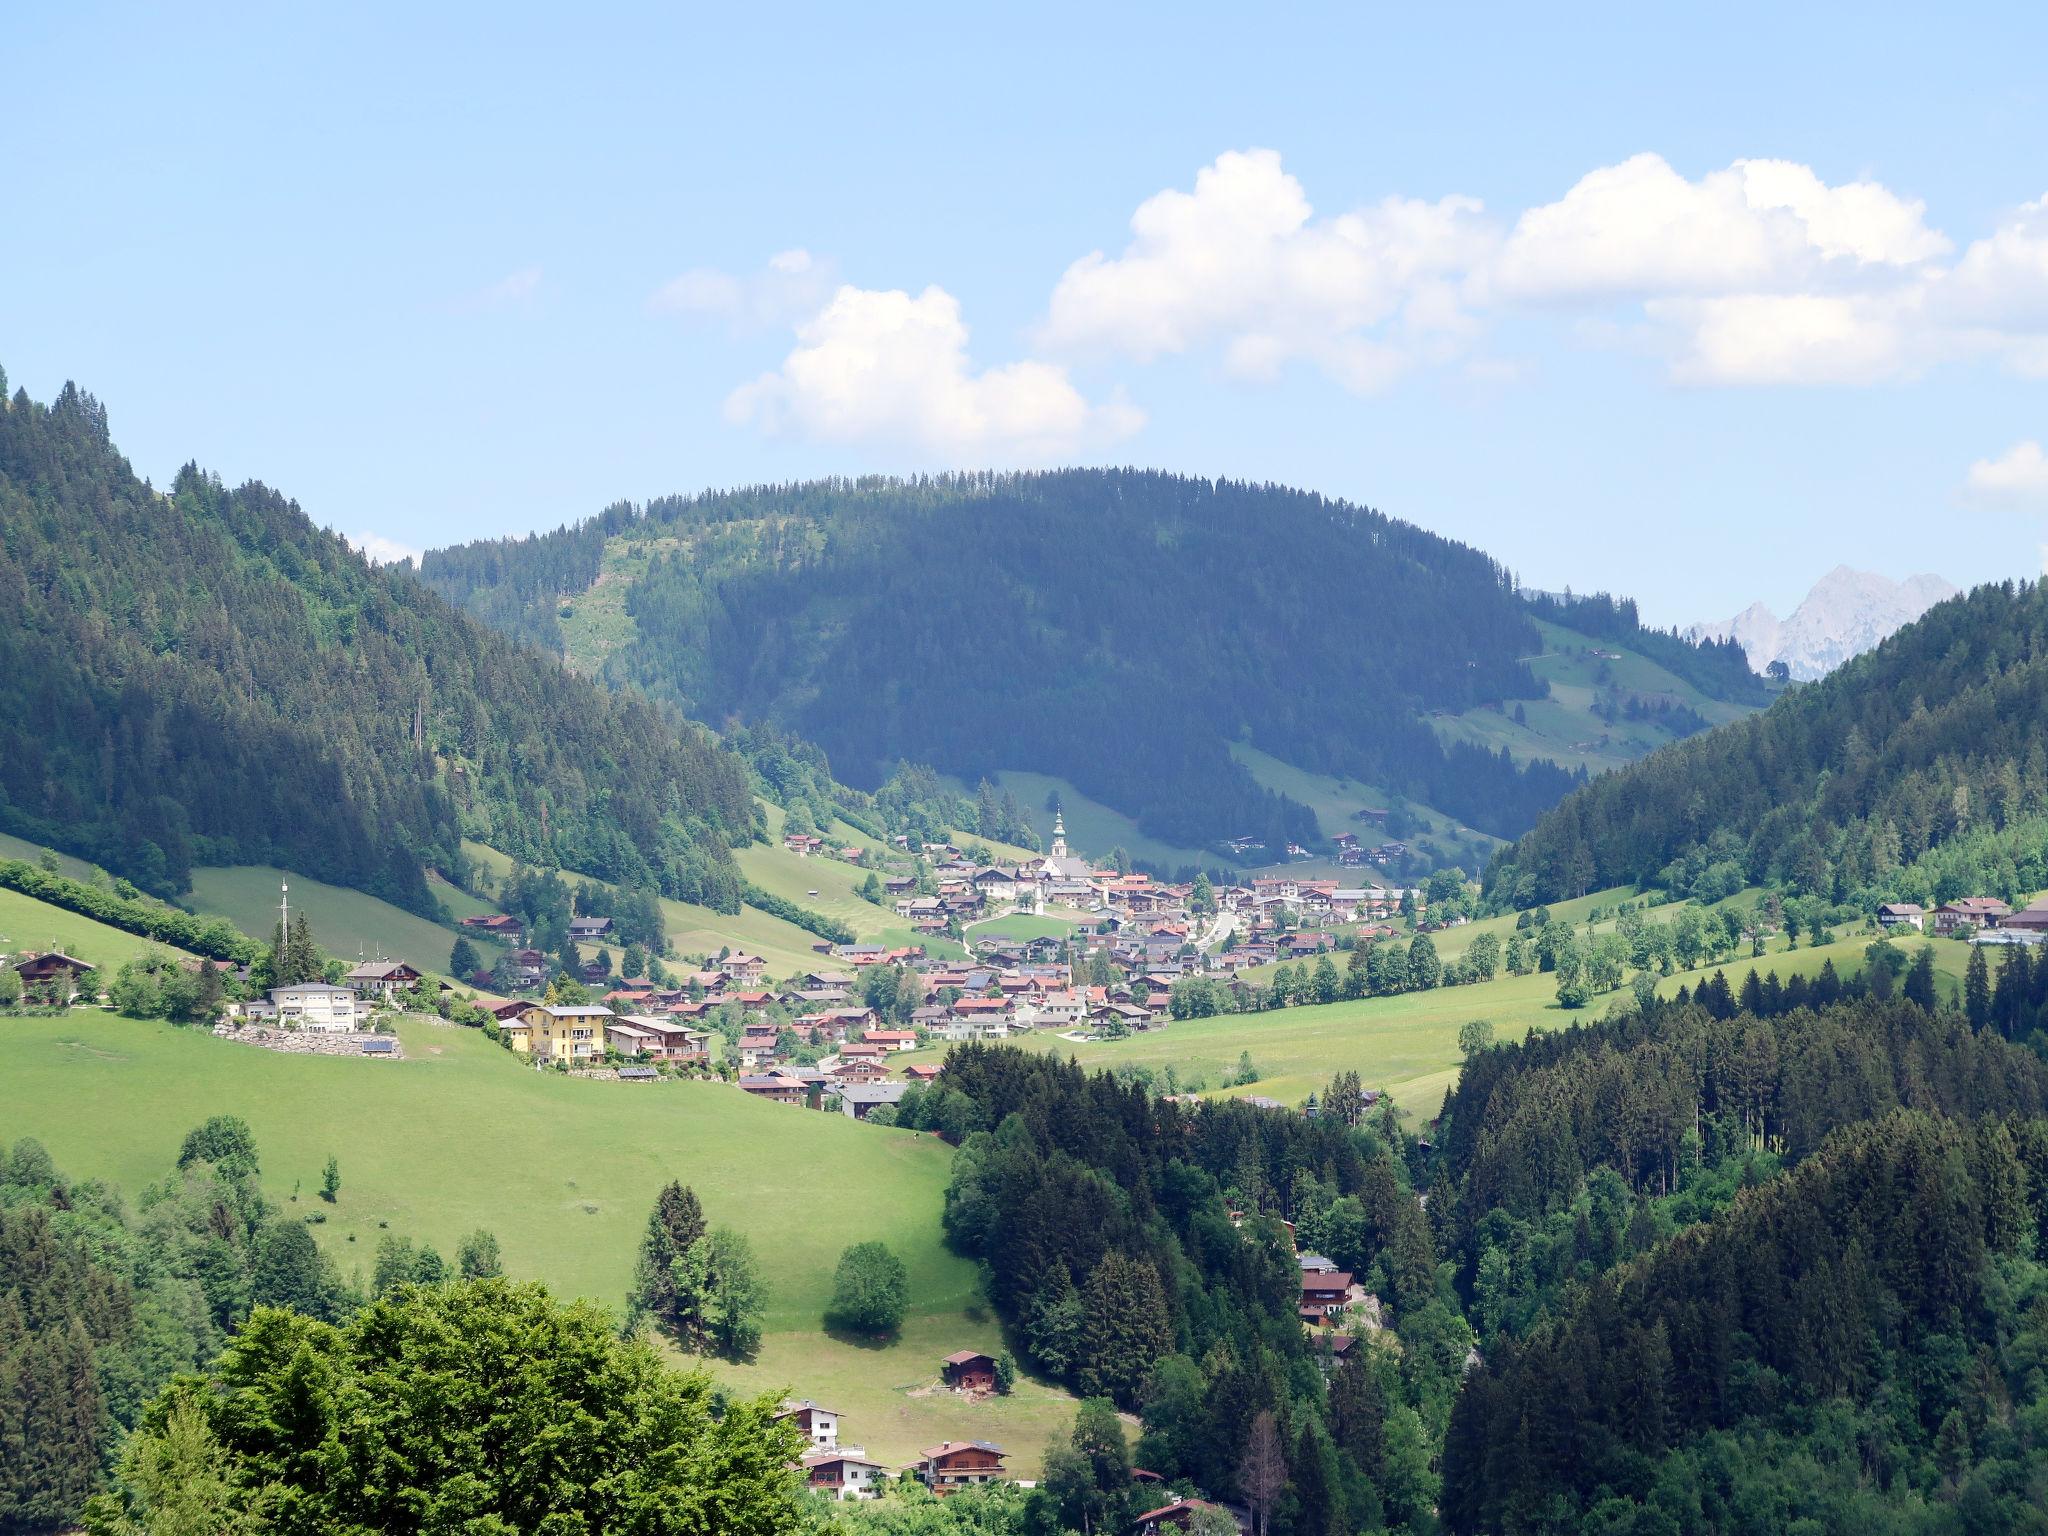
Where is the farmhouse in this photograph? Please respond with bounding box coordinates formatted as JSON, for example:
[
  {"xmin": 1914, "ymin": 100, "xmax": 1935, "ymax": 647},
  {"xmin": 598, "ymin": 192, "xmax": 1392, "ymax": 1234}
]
[
  {"xmin": 567, "ymin": 916, "xmax": 613, "ymax": 940},
  {"xmin": 11, "ymin": 951, "xmax": 93, "ymax": 997},
  {"xmin": 1134, "ymin": 1497, "xmax": 1245, "ymax": 1533},
  {"xmin": 1934, "ymin": 896, "xmax": 2011, "ymax": 935},
  {"xmin": 909, "ymin": 1441, "xmax": 1007, "ymax": 1496},
  {"xmin": 720, "ymin": 951, "xmax": 767, "ymax": 983},
  {"xmin": 941, "ymin": 1350, "xmax": 998, "ymax": 1391},
  {"xmin": 1876, "ymin": 902, "xmax": 1925, "ymax": 931},
  {"xmin": 1299, "ymin": 1267, "xmax": 1356, "ymax": 1324},
  {"xmin": 838, "ymin": 1082, "xmax": 906, "ymax": 1120},
  {"xmin": 270, "ymin": 983, "xmax": 363, "ymax": 1031}
]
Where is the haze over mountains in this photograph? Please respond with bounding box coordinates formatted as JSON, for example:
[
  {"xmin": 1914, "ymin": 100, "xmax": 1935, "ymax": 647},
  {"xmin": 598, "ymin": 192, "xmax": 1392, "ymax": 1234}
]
[{"xmin": 1688, "ymin": 566, "xmax": 1958, "ymax": 681}]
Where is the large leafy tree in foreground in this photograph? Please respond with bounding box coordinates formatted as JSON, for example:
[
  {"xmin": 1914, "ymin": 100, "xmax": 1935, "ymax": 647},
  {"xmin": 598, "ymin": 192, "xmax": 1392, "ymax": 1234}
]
[{"xmin": 86, "ymin": 1279, "xmax": 808, "ymax": 1536}]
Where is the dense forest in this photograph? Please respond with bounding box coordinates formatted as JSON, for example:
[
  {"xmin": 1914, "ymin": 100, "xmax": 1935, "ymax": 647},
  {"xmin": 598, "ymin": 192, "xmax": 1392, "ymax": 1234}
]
[
  {"xmin": 0, "ymin": 370, "xmax": 757, "ymax": 911},
  {"xmin": 1486, "ymin": 579, "xmax": 2048, "ymax": 908},
  {"xmin": 423, "ymin": 471, "xmax": 1621, "ymax": 846}
]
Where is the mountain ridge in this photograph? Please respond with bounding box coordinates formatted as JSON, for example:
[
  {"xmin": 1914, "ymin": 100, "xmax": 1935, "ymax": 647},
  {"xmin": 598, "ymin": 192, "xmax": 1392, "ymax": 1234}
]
[{"xmin": 1687, "ymin": 564, "xmax": 1957, "ymax": 680}]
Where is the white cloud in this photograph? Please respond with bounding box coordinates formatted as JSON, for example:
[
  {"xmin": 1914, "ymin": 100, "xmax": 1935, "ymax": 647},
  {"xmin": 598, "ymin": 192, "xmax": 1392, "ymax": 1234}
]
[
  {"xmin": 651, "ymin": 248, "xmax": 837, "ymax": 331},
  {"xmin": 1652, "ymin": 291, "xmax": 1925, "ymax": 385},
  {"xmin": 347, "ymin": 531, "xmax": 423, "ymax": 566},
  {"xmin": 1041, "ymin": 148, "xmax": 1493, "ymax": 392},
  {"xmin": 1962, "ymin": 440, "xmax": 2048, "ymax": 509},
  {"xmin": 1496, "ymin": 154, "xmax": 1946, "ymax": 302},
  {"xmin": 726, "ymin": 283, "xmax": 1142, "ymax": 458}
]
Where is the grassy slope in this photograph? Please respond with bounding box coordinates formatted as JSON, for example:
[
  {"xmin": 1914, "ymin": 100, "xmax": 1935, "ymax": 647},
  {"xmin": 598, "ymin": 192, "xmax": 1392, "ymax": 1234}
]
[
  {"xmin": 0, "ymin": 830, "xmax": 100, "ymax": 881},
  {"xmin": 0, "ymin": 886, "xmax": 200, "ymax": 969},
  {"xmin": 1433, "ymin": 618, "xmax": 1762, "ymax": 777},
  {"xmin": 1, "ymin": 1014, "xmax": 1070, "ymax": 1470},
  {"xmin": 1227, "ymin": 745, "xmax": 1503, "ymax": 870},
  {"xmin": 969, "ymin": 913, "xmax": 1087, "ymax": 943},
  {"xmin": 188, "ymin": 866, "xmax": 481, "ymax": 977}
]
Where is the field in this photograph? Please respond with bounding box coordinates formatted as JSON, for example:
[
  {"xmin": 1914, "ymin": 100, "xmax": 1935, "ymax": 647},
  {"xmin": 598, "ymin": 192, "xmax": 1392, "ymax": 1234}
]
[
  {"xmin": 914, "ymin": 923, "xmax": 1972, "ymax": 1122},
  {"xmin": 1434, "ymin": 618, "xmax": 1764, "ymax": 777},
  {"xmin": 1228, "ymin": 745, "xmax": 1502, "ymax": 874},
  {"xmin": 0, "ymin": 1014, "xmax": 1073, "ymax": 1470},
  {"xmin": 741, "ymin": 803, "xmax": 961, "ymax": 958},
  {"xmin": 0, "ymin": 885, "xmax": 200, "ymax": 970},
  {"xmin": 0, "ymin": 830, "xmax": 100, "ymax": 881},
  {"xmin": 189, "ymin": 866, "xmax": 482, "ymax": 977}
]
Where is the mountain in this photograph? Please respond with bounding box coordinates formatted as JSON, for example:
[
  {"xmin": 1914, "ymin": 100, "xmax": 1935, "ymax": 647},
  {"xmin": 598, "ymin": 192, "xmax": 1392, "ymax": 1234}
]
[
  {"xmin": 1688, "ymin": 564, "xmax": 1957, "ymax": 680},
  {"xmin": 0, "ymin": 370, "xmax": 757, "ymax": 913},
  {"xmin": 1487, "ymin": 577, "xmax": 2048, "ymax": 907},
  {"xmin": 424, "ymin": 472, "xmax": 1762, "ymax": 853}
]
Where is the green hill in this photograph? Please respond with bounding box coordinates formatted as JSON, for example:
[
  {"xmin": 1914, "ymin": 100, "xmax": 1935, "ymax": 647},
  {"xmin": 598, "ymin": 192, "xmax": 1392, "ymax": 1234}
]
[
  {"xmin": 422, "ymin": 472, "xmax": 1691, "ymax": 852},
  {"xmin": 1490, "ymin": 579, "xmax": 2048, "ymax": 908},
  {"xmin": 0, "ymin": 1014, "xmax": 1075, "ymax": 1471},
  {"xmin": 0, "ymin": 371, "xmax": 756, "ymax": 914}
]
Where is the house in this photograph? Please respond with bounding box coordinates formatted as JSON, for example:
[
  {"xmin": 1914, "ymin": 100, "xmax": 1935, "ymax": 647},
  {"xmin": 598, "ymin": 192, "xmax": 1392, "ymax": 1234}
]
[
  {"xmin": 270, "ymin": 983, "xmax": 363, "ymax": 1031},
  {"xmin": 343, "ymin": 960, "xmax": 421, "ymax": 1001},
  {"xmin": 1933, "ymin": 897, "xmax": 2012, "ymax": 935},
  {"xmin": 941, "ymin": 1350, "xmax": 999, "ymax": 1392},
  {"xmin": 617, "ymin": 1015, "xmax": 708, "ymax": 1062},
  {"xmin": 775, "ymin": 1398, "xmax": 840, "ymax": 1449},
  {"xmin": 802, "ymin": 1448, "xmax": 886, "ymax": 1500},
  {"xmin": 497, "ymin": 1016, "xmax": 532, "ymax": 1050},
  {"xmin": 1876, "ymin": 902, "xmax": 1925, "ymax": 931},
  {"xmin": 11, "ymin": 951, "xmax": 93, "ymax": 997},
  {"xmin": 839, "ymin": 1082, "xmax": 907, "ymax": 1120},
  {"xmin": 459, "ymin": 913, "xmax": 523, "ymax": 940},
  {"xmin": 739, "ymin": 1073, "xmax": 812, "ymax": 1107},
  {"xmin": 783, "ymin": 831, "xmax": 825, "ymax": 856},
  {"xmin": 515, "ymin": 1003, "xmax": 612, "ymax": 1063},
  {"xmin": 909, "ymin": 1441, "xmax": 1007, "ymax": 1496},
  {"xmin": 1133, "ymin": 1497, "xmax": 1246, "ymax": 1534},
  {"xmin": 1299, "ymin": 1268, "xmax": 1356, "ymax": 1324},
  {"xmin": 862, "ymin": 1029, "xmax": 918, "ymax": 1052},
  {"xmin": 904, "ymin": 1063, "xmax": 943, "ymax": 1083},
  {"xmin": 720, "ymin": 952, "xmax": 767, "ymax": 984},
  {"xmin": 567, "ymin": 916, "xmax": 614, "ymax": 941}
]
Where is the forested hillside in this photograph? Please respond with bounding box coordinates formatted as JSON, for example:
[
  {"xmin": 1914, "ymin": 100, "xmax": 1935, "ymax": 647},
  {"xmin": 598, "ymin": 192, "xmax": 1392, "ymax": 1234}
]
[
  {"xmin": 425, "ymin": 472, "xmax": 1618, "ymax": 847},
  {"xmin": 1489, "ymin": 578, "xmax": 2048, "ymax": 907},
  {"xmin": 0, "ymin": 371, "xmax": 756, "ymax": 912}
]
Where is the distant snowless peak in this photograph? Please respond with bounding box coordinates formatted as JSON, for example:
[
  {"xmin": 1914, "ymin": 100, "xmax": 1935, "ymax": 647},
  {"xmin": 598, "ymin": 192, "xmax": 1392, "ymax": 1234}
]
[{"xmin": 1686, "ymin": 566, "xmax": 1959, "ymax": 681}]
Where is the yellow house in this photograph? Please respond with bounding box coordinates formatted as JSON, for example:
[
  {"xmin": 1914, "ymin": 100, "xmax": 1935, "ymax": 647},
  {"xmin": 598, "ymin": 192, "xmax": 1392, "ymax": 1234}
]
[
  {"xmin": 517, "ymin": 1004, "xmax": 611, "ymax": 1064},
  {"xmin": 500, "ymin": 1016, "xmax": 533, "ymax": 1052}
]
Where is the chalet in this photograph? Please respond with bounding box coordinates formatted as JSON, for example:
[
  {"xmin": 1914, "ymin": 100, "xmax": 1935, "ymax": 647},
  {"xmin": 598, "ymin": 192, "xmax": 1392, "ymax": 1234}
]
[
  {"xmin": 863, "ymin": 1029, "xmax": 918, "ymax": 1053},
  {"xmin": 738, "ymin": 1030, "xmax": 783, "ymax": 1071},
  {"xmin": 904, "ymin": 1063, "xmax": 943, "ymax": 1083},
  {"xmin": 1299, "ymin": 1268, "xmax": 1356, "ymax": 1324},
  {"xmin": 720, "ymin": 952, "xmax": 767, "ymax": 984},
  {"xmin": 624, "ymin": 1015, "xmax": 709, "ymax": 1062},
  {"xmin": 910, "ymin": 1441, "xmax": 1007, "ymax": 1496},
  {"xmin": 802, "ymin": 1448, "xmax": 886, "ymax": 1500},
  {"xmin": 1933, "ymin": 897, "xmax": 2012, "ymax": 935},
  {"xmin": 839, "ymin": 1082, "xmax": 907, "ymax": 1120},
  {"xmin": 941, "ymin": 1350, "xmax": 999, "ymax": 1391},
  {"xmin": 459, "ymin": 913, "xmax": 523, "ymax": 937},
  {"xmin": 774, "ymin": 1398, "xmax": 840, "ymax": 1449},
  {"xmin": 271, "ymin": 983, "xmax": 363, "ymax": 1031},
  {"xmin": 837, "ymin": 1041, "xmax": 886, "ymax": 1063},
  {"xmin": 568, "ymin": 916, "xmax": 614, "ymax": 941},
  {"xmin": 803, "ymin": 970, "xmax": 855, "ymax": 989},
  {"xmin": 1089, "ymin": 1001, "xmax": 1151, "ymax": 1030},
  {"xmin": 783, "ymin": 831, "xmax": 825, "ymax": 856},
  {"xmin": 1876, "ymin": 902, "xmax": 1925, "ymax": 931},
  {"xmin": 516, "ymin": 1004, "xmax": 612, "ymax": 1063},
  {"xmin": 343, "ymin": 960, "xmax": 421, "ymax": 1001},
  {"xmin": 11, "ymin": 951, "xmax": 93, "ymax": 996},
  {"xmin": 738, "ymin": 1072, "xmax": 812, "ymax": 1107}
]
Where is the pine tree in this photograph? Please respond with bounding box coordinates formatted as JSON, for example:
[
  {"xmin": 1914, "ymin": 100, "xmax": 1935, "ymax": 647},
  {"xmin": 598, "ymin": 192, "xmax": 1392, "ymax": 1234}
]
[
  {"xmin": 1965, "ymin": 944, "xmax": 1991, "ymax": 1028},
  {"xmin": 1075, "ymin": 1253, "xmax": 1172, "ymax": 1407}
]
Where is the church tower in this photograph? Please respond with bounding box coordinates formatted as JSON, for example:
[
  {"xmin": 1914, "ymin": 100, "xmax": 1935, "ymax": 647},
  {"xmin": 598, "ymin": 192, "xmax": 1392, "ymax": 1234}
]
[{"xmin": 1050, "ymin": 813, "xmax": 1068, "ymax": 860}]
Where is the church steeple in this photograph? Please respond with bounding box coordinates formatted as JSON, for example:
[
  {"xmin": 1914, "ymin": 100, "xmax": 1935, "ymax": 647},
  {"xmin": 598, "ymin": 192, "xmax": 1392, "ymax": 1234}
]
[{"xmin": 1050, "ymin": 813, "xmax": 1068, "ymax": 860}]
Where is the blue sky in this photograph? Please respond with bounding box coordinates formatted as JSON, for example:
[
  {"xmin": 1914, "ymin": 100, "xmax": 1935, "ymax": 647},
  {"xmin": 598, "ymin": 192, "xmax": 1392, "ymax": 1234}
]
[{"xmin": 5, "ymin": 2, "xmax": 2046, "ymax": 624}]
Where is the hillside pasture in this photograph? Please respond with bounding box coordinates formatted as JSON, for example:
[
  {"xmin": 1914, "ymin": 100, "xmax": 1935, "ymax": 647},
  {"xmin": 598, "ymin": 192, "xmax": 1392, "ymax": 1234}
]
[{"xmin": 0, "ymin": 1014, "xmax": 1067, "ymax": 1471}]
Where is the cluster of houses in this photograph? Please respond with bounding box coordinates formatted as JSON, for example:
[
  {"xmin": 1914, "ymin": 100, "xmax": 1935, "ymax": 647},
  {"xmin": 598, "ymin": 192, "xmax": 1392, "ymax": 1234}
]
[
  {"xmin": 778, "ymin": 1363, "xmax": 1009, "ymax": 1502},
  {"xmin": 1877, "ymin": 895, "xmax": 2048, "ymax": 942}
]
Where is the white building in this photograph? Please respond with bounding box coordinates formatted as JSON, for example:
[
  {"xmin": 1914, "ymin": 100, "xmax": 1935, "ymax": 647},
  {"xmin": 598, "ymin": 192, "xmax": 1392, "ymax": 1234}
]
[{"xmin": 269, "ymin": 982, "xmax": 362, "ymax": 1031}]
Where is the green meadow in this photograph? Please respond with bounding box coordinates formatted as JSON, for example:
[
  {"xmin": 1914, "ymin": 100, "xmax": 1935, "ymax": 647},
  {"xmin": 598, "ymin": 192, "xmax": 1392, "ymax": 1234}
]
[
  {"xmin": 0, "ymin": 1013, "xmax": 1069, "ymax": 1471},
  {"xmin": 0, "ymin": 885, "xmax": 199, "ymax": 970}
]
